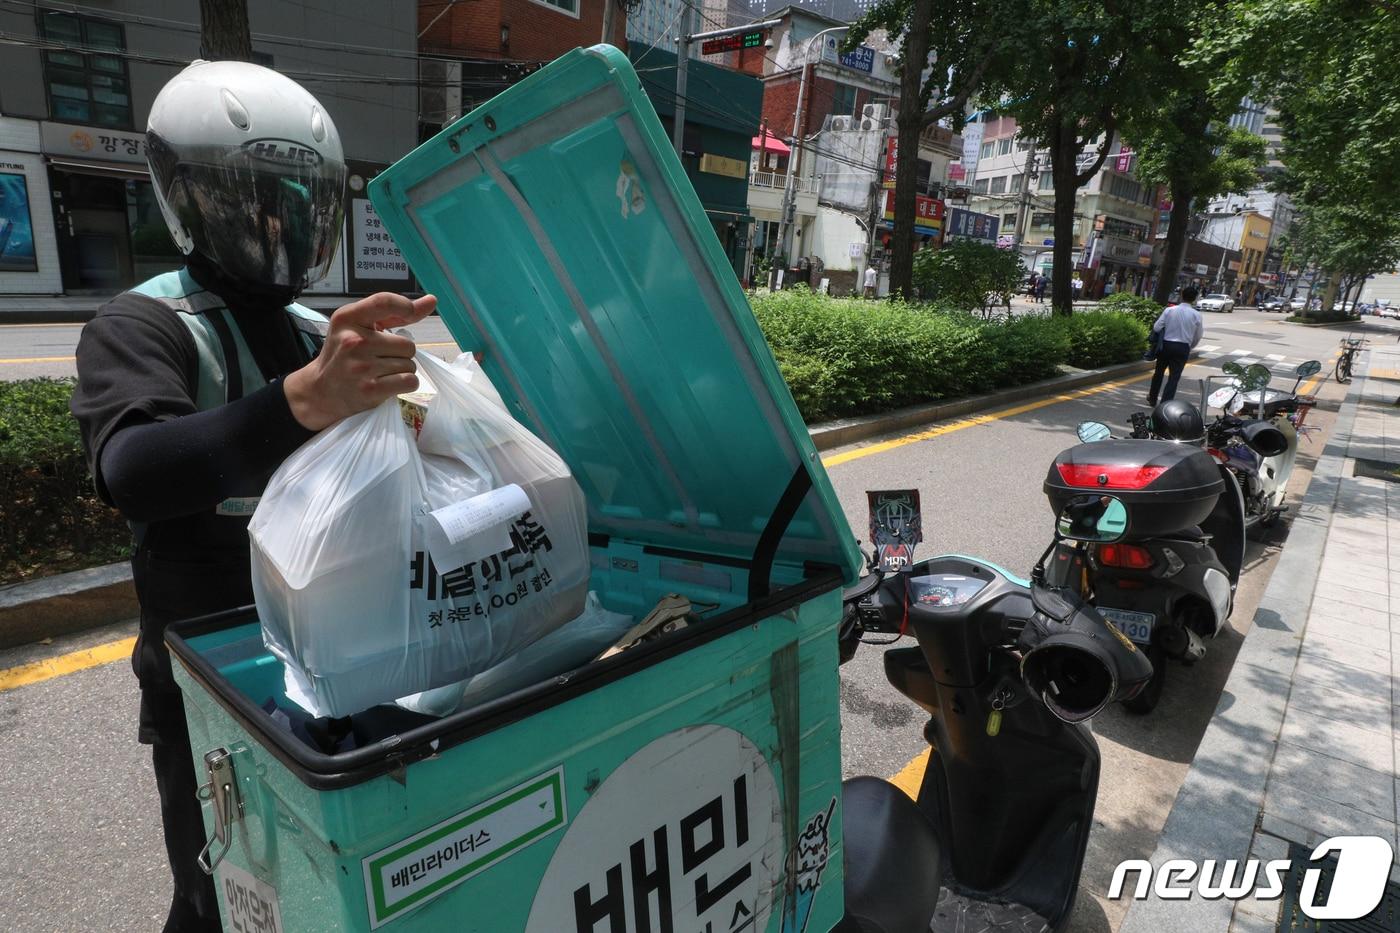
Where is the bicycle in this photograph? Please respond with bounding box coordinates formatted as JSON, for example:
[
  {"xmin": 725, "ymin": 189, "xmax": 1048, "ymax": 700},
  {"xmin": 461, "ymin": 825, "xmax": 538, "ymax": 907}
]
[{"xmin": 1336, "ymin": 336, "xmax": 1369, "ymax": 384}]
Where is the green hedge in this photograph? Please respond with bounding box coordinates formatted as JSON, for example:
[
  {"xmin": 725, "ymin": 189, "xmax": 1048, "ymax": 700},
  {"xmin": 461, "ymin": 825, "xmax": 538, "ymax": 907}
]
[
  {"xmin": 0, "ymin": 379, "xmax": 130, "ymax": 584},
  {"xmin": 1097, "ymin": 292, "xmax": 1165, "ymax": 329},
  {"xmin": 753, "ymin": 289, "xmax": 1145, "ymax": 421}
]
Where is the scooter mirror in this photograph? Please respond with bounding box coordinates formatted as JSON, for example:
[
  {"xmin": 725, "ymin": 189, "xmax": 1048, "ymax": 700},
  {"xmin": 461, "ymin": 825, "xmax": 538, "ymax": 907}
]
[
  {"xmin": 1055, "ymin": 494, "xmax": 1129, "ymax": 543},
  {"xmin": 1076, "ymin": 421, "xmax": 1112, "ymax": 443},
  {"xmin": 1295, "ymin": 359, "xmax": 1321, "ymax": 378},
  {"xmin": 1242, "ymin": 364, "xmax": 1272, "ymax": 391},
  {"xmin": 1221, "ymin": 360, "xmax": 1246, "ymax": 378}
]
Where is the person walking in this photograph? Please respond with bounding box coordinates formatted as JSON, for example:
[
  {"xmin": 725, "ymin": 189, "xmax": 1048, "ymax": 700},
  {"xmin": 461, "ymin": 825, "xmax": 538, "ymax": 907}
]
[
  {"xmin": 1034, "ymin": 275, "xmax": 1048, "ymax": 303},
  {"xmin": 863, "ymin": 264, "xmax": 878, "ymax": 299},
  {"xmin": 71, "ymin": 61, "xmax": 435, "ymax": 931},
  {"xmin": 1147, "ymin": 284, "xmax": 1205, "ymax": 406}
]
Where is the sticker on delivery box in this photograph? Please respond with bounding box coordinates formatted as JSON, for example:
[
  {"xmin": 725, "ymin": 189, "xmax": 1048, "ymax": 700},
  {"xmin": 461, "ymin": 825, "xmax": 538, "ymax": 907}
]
[
  {"xmin": 362, "ymin": 767, "xmax": 567, "ymax": 928},
  {"xmin": 216, "ymin": 860, "xmax": 285, "ymax": 933},
  {"xmin": 525, "ymin": 725, "xmax": 783, "ymax": 933}
]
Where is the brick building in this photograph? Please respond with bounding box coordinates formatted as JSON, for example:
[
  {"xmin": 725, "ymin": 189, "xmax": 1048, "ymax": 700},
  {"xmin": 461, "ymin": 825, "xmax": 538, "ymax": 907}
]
[{"xmin": 418, "ymin": 0, "xmax": 626, "ymax": 63}]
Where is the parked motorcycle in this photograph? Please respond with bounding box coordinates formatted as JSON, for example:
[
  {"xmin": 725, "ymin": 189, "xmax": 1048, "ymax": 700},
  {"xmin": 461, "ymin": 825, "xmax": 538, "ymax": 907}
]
[
  {"xmin": 835, "ymin": 489, "xmax": 1152, "ymax": 931},
  {"xmin": 1059, "ymin": 425, "xmax": 1246, "ymax": 713}
]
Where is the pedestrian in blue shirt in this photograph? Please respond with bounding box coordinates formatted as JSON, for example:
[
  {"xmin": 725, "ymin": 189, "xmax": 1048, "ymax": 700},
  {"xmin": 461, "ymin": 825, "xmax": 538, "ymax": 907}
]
[{"xmin": 1147, "ymin": 285, "xmax": 1205, "ymax": 405}]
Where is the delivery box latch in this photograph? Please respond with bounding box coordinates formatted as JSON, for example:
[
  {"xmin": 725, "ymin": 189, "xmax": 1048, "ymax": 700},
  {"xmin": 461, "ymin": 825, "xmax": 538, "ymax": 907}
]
[{"xmin": 196, "ymin": 747, "xmax": 243, "ymax": 875}]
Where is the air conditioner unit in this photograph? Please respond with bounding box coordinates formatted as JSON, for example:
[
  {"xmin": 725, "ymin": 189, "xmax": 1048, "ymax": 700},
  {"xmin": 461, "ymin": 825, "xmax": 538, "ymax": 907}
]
[
  {"xmin": 861, "ymin": 103, "xmax": 888, "ymax": 122},
  {"xmin": 829, "ymin": 116, "xmax": 853, "ymax": 132},
  {"xmin": 418, "ymin": 58, "xmax": 462, "ymax": 124},
  {"xmin": 859, "ymin": 117, "xmax": 878, "ymax": 131}
]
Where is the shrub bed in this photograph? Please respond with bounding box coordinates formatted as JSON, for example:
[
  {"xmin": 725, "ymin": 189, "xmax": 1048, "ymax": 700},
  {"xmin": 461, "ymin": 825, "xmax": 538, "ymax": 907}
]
[
  {"xmin": 1096, "ymin": 292, "xmax": 1165, "ymax": 330},
  {"xmin": 0, "ymin": 378, "xmax": 130, "ymax": 585},
  {"xmin": 752, "ymin": 289, "xmax": 1146, "ymax": 421}
]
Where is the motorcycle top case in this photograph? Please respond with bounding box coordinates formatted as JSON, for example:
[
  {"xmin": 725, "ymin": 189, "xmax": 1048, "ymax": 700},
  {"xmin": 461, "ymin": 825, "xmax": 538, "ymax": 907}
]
[
  {"xmin": 1044, "ymin": 439, "xmax": 1225, "ymax": 538},
  {"xmin": 166, "ymin": 45, "xmax": 861, "ymax": 933}
]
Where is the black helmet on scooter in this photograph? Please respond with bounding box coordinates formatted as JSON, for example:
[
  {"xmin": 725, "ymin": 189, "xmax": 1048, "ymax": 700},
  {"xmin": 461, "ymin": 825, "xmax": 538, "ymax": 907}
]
[{"xmin": 1151, "ymin": 399, "xmax": 1205, "ymax": 443}]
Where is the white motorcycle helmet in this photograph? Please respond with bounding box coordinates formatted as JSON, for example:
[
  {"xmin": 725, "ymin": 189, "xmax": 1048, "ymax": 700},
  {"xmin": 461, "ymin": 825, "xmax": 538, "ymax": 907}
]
[{"xmin": 146, "ymin": 60, "xmax": 346, "ymax": 297}]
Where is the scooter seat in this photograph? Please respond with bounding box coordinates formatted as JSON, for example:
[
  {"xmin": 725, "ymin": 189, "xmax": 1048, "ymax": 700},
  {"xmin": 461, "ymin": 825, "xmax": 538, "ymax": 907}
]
[{"xmin": 834, "ymin": 777, "xmax": 943, "ymax": 933}]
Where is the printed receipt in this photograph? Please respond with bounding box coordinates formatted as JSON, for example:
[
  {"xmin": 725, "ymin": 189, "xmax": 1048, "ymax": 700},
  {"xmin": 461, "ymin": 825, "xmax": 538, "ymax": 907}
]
[{"xmin": 425, "ymin": 483, "xmax": 531, "ymax": 570}]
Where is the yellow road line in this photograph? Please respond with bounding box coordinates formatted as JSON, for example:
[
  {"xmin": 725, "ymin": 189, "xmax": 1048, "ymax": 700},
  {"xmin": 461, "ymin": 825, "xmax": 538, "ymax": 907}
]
[
  {"xmin": 0, "ymin": 637, "xmax": 135, "ymax": 693},
  {"xmin": 821, "ymin": 371, "xmax": 1154, "ymax": 469},
  {"xmin": 419, "ymin": 341, "xmax": 457, "ymax": 348},
  {"xmin": 890, "ymin": 748, "xmax": 930, "ymax": 799},
  {"xmin": 0, "ymin": 355, "xmax": 75, "ymax": 364}
]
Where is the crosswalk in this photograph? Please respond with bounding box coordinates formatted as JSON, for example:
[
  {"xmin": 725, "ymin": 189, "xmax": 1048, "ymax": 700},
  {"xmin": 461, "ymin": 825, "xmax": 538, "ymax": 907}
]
[{"xmin": 1194, "ymin": 344, "xmax": 1323, "ymax": 375}]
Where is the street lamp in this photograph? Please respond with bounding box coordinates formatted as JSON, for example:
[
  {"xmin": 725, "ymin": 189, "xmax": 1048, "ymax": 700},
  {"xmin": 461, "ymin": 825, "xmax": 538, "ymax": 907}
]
[{"xmin": 773, "ymin": 25, "xmax": 848, "ymax": 267}]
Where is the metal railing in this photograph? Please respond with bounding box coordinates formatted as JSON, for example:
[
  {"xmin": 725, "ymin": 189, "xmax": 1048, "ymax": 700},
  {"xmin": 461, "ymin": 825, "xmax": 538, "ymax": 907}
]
[{"xmin": 750, "ymin": 171, "xmax": 820, "ymax": 194}]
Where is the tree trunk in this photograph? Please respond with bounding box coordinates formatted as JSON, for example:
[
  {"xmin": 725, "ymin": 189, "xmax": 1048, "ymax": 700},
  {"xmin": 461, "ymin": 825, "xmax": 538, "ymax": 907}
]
[
  {"xmin": 200, "ymin": 0, "xmax": 252, "ymax": 61},
  {"xmin": 887, "ymin": 0, "xmax": 931, "ymax": 300},
  {"xmin": 1153, "ymin": 187, "xmax": 1193, "ymax": 305},
  {"xmin": 1048, "ymin": 117, "xmax": 1078, "ymax": 316}
]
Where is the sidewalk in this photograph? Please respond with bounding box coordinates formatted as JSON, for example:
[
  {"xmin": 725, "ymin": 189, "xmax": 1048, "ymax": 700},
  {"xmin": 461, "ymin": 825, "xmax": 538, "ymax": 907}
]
[{"xmin": 1121, "ymin": 344, "xmax": 1400, "ymax": 932}]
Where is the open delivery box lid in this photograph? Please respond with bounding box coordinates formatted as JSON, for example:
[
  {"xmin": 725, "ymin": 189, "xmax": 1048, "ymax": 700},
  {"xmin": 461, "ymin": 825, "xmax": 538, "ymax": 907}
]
[{"xmin": 368, "ymin": 45, "xmax": 862, "ymax": 591}]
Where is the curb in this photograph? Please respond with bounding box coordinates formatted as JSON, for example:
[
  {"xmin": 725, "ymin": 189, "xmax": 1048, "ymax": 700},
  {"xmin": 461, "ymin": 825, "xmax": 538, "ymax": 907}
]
[
  {"xmin": 1118, "ymin": 357, "xmax": 1363, "ymax": 933},
  {"xmin": 1284, "ymin": 317, "xmax": 1363, "ymax": 328},
  {"xmin": 808, "ymin": 356, "xmax": 1168, "ymax": 451},
  {"xmin": 0, "ymin": 562, "xmax": 137, "ymax": 651}
]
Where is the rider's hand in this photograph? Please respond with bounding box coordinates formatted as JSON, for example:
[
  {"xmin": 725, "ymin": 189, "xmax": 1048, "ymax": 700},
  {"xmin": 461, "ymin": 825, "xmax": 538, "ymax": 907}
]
[{"xmin": 284, "ymin": 293, "xmax": 438, "ymax": 432}]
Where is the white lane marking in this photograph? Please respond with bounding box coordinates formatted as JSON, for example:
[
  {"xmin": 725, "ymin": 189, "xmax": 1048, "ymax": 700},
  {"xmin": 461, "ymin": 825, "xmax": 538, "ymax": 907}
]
[
  {"xmin": 1229, "ymin": 349, "xmax": 1251, "ymax": 356},
  {"xmin": 1199, "ymin": 344, "xmax": 1220, "ymax": 352},
  {"xmin": 1266, "ymin": 353, "xmax": 1288, "ymax": 361}
]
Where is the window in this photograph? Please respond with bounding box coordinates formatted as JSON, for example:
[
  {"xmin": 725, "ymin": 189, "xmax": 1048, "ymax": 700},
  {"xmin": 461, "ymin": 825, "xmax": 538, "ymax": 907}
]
[
  {"xmin": 989, "ymin": 175, "xmax": 1006, "ymax": 194},
  {"xmin": 831, "ymin": 83, "xmax": 858, "ymax": 116},
  {"xmin": 1010, "ymin": 173, "xmax": 1024, "ymax": 192},
  {"xmin": 1031, "ymin": 211, "xmax": 1054, "ymax": 227},
  {"xmin": 1038, "ymin": 174, "xmax": 1053, "ymax": 191},
  {"xmin": 973, "ymin": 178, "xmax": 989, "ymax": 195},
  {"xmin": 1003, "ymin": 213, "xmax": 1017, "ymax": 230},
  {"xmin": 980, "ymin": 141, "xmax": 994, "ymax": 160},
  {"xmin": 39, "ymin": 10, "xmax": 131, "ymax": 127},
  {"xmin": 531, "ymin": 0, "xmax": 579, "ymax": 15},
  {"xmin": 997, "ymin": 138, "xmax": 1012, "ymax": 156}
]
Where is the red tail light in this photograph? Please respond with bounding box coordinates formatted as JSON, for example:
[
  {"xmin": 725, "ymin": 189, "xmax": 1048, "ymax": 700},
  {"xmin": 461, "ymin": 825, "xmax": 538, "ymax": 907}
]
[
  {"xmin": 1098, "ymin": 543, "xmax": 1155, "ymax": 570},
  {"xmin": 1056, "ymin": 463, "xmax": 1168, "ymax": 489}
]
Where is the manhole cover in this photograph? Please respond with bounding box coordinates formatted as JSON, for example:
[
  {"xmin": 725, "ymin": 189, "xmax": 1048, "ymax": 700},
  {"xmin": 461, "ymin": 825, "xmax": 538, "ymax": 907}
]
[
  {"xmin": 1276, "ymin": 840, "xmax": 1400, "ymax": 931},
  {"xmin": 1353, "ymin": 459, "xmax": 1400, "ymax": 484}
]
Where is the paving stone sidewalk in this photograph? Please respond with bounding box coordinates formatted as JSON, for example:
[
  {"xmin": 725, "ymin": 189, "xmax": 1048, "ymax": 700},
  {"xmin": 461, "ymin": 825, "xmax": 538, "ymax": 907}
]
[{"xmin": 1121, "ymin": 343, "xmax": 1400, "ymax": 933}]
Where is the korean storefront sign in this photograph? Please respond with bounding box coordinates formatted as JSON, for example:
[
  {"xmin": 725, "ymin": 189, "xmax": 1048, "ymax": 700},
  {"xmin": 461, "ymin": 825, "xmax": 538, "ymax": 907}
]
[
  {"xmin": 883, "ymin": 191, "xmax": 944, "ymax": 236},
  {"xmin": 345, "ymin": 160, "xmax": 415, "ymax": 293},
  {"xmin": 40, "ymin": 122, "xmax": 148, "ymax": 164}
]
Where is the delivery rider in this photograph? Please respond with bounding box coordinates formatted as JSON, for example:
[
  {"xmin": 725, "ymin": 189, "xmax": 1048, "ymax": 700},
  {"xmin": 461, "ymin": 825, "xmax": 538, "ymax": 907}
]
[{"xmin": 71, "ymin": 61, "xmax": 435, "ymax": 931}]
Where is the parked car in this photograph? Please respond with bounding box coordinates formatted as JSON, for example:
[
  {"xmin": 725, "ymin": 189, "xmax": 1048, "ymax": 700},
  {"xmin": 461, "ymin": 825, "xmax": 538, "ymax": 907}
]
[
  {"xmin": 1381, "ymin": 306, "xmax": 1400, "ymax": 320},
  {"xmin": 1288, "ymin": 296, "xmax": 1308, "ymax": 311},
  {"xmin": 1197, "ymin": 293, "xmax": 1236, "ymax": 313},
  {"xmin": 1332, "ymin": 300, "xmax": 1357, "ymax": 315},
  {"xmin": 1261, "ymin": 297, "xmax": 1286, "ymax": 312}
]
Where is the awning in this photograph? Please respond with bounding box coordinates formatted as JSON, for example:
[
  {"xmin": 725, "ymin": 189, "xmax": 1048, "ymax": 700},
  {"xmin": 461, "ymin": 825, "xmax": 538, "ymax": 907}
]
[
  {"xmin": 751, "ymin": 130, "xmax": 790, "ymax": 155},
  {"xmin": 46, "ymin": 157, "xmax": 149, "ymax": 178}
]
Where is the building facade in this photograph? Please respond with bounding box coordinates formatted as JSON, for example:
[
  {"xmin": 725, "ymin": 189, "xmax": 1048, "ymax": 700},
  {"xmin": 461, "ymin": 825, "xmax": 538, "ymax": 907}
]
[{"xmin": 0, "ymin": 0, "xmax": 418, "ymax": 306}]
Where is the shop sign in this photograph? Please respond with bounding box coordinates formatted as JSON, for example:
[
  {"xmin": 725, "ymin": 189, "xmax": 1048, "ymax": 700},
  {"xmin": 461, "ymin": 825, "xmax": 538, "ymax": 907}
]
[
  {"xmin": 1137, "ymin": 243, "xmax": 1154, "ymax": 267},
  {"xmin": 1194, "ymin": 263, "xmax": 1209, "ymax": 275},
  {"xmin": 699, "ymin": 153, "xmax": 748, "ymax": 179},
  {"xmin": 946, "ymin": 207, "xmax": 999, "ymax": 242},
  {"xmin": 525, "ymin": 726, "xmax": 784, "ymax": 933},
  {"xmin": 40, "ymin": 121, "xmax": 147, "ymax": 164},
  {"xmin": 1115, "ymin": 147, "xmax": 1134, "ymax": 173},
  {"xmin": 346, "ymin": 160, "xmax": 413, "ymax": 292},
  {"xmin": 960, "ymin": 123, "xmax": 984, "ymax": 177},
  {"xmin": 948, "ymin": 163, "xmax": 966, "ymax": 181},
  {"xmin": 0, "ymin": 165, "xmax": 38, "ymax": 272},
  {"xmin": 882, "ymin": 190, "xmax": 944, "ymax": 235},
  {"xmin": 838, "ymin": 45, "xmax": 876, "ymax": 73},
  {"xmin": 883, "ymin": 138, "xmax": 897, "ymax": 188},
  {"xmin": 700, "ymin": 30, "xmax": 766, "ymax": 55}
]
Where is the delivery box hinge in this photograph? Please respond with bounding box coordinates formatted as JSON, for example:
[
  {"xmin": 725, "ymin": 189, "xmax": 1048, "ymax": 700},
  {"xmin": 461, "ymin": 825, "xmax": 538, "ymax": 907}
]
[{"xmin": 196, "ymin": 747, "xmax": 244, "ymax": 874}]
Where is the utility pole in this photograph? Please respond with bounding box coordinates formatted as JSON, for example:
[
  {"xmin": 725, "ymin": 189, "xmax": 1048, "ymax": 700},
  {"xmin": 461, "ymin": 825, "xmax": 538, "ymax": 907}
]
[
  {"xmin": 775, "ymin": 25, "xmax": 847, "ymax": 267},
  {"xmin": 1011, "ymin": 139, "xmax": 1038, "ymax": 267},
  {"xmin": 674, "ymin": 18, "xmax": 781, "ymax": 157},
  {"xmin": 199, "ymin": 0, "xmax": 252, "ymax": 61},
  {"xmin": 600, "ymin": 0, "xmax": 616, "ymax": 45}
]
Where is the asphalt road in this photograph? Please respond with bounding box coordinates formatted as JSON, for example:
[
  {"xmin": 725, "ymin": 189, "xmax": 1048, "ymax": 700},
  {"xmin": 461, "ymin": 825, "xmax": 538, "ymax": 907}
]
[{"xmin": 0, "ymin": 308, "xmax": 1391, "ymax": 931}]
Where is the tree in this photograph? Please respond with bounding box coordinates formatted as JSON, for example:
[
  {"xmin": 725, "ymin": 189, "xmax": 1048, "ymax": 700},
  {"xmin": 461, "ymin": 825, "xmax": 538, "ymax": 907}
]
[
  {"xmin": 912, "ymin": 239, "xmax": 1024, "ymax": 315},
  {"xmin": 199, "ymin": 0, "xmax": 252, "ymax": 61},
  {"xmin": 1205, "ymin": 0, "xmax": 1400, "ymax": 308},
  {"xmin": 845, "ymin": 0, "xmax": 998, "ymax": 300}
]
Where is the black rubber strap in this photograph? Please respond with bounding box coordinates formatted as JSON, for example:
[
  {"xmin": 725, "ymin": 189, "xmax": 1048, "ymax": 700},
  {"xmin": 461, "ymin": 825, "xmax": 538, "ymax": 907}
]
[
  {"xmin": 748, "ymin": 464, "xmax": 814, "ymax": 601},
  {"xmin": 205, "ymin": 308, "xmax": 245, "ymax": 403}
]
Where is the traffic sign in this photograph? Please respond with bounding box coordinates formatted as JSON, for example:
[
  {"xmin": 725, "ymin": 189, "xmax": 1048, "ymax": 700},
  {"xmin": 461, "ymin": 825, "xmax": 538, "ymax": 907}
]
[{"xmin": 701, "ymin": 30, "xmax": 767, "ymax": 54}]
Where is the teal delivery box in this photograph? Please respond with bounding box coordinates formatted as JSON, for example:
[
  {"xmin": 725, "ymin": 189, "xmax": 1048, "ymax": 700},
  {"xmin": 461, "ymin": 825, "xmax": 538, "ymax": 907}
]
[{"xmin": 167, "ymin": 45, "xmax": 862, "ymax": 932}]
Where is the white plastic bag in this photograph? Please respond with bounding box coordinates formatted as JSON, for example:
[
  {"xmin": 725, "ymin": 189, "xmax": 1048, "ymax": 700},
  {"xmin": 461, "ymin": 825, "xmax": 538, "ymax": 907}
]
[
  {"xmin": 250, "ymin": 351, "xmax": 589, "ymax": 718},
  {"xmin": 396, "ymin": 592, "xmax": 634, "ymax": 717}
]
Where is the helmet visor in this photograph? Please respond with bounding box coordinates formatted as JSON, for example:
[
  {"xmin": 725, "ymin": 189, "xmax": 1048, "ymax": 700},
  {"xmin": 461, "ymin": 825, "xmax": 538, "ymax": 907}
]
[{"xmin": 153, "ymin": 134, "xmax": 345, "ymax": 291}]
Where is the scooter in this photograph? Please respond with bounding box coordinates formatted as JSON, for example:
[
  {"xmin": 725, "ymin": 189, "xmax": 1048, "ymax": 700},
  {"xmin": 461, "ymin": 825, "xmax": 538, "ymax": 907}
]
[
  {"xmin": 1063, "ymin": 425, "xmax": 1246, "ymax": 713},
  {"xmin": 1203, "ymin": 359, "xmax": 1320, "ymax": 530},
  {"xmin": 834, "ymin": 489, "xmax": 1153, "ymax": 931}
]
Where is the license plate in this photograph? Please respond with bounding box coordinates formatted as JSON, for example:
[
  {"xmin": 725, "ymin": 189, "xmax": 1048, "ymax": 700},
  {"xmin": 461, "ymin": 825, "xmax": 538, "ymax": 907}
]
[{"xmin": 1097, "ymin": 607, "xmax": 1155, "ymax": 645}]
